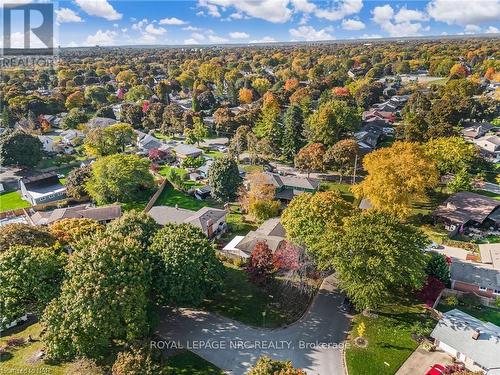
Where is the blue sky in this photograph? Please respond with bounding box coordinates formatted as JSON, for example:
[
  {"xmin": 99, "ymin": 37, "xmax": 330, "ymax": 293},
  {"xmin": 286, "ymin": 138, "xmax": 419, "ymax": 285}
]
[{"xmin": 4, "ymin": 0, "xmax": 500, "ymax": 47}]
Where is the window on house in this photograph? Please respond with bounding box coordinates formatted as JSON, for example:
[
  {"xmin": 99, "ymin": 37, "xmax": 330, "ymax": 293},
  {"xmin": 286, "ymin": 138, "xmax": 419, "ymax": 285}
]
[
  {"xmin": 494, "ymin": 289, "xmax": 500, "ymax": 295},
  {"xmin": 478, "ymin": 286, "xmax": 487, "ymax": 291}
]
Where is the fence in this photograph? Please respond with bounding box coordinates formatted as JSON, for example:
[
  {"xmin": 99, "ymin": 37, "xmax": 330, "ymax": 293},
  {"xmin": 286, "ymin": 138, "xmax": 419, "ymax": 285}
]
[
  {"xmin": 434, "ymin": 288, "xmax": 496, "ymax": 309},
  {"xmin": 144, "ymin": 178, "xmax": 169, "ymax": 212}
]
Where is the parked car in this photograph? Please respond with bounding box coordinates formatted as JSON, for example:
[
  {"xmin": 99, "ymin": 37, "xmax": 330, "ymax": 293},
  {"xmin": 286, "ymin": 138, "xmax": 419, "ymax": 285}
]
[{"xmin": 425, "ymin": 364, "xmax": 446, "ymax": 375}]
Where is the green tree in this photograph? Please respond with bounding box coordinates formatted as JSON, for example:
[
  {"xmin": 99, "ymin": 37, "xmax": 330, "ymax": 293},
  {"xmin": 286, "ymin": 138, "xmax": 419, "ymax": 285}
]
[
  {"xmin": 447, "ymin": 168, "xmax": 473, "ymax": 193},
  {"xmin": 426, "ymin": 252, "xmax": 451, "ymax": 287},
  {"xmin": 106, "ymin": 210, "xmax": 158, "ymax": 248},
  {"xmin": 84, "ymin": 86, "xmax": 108, "ymax": 108},
  {"xmin": 281, "ymin": 191, "xmax": 353, "ymax": 254},
  {"xmin": 321, "ymin": 212, "xmax": 428, "ymax": 310},
  {"xmin": 2, "ymin": 107, "xmax": 15, "ymax": 128},
  {"xmin": 42, "ymin": 233, "xmax": 152, "ymax": 361},
  {"xmin": 306, "ymin": 100, "xmax": 361, "ymax": 146},
  {"xmin": 208, "ymin": 156, "xmax": 242, "ymax": 201},
  {"xmin": 0, "ymin": 130, "xmax": 43, "ymax": 167},
  {"xmin": 125, "ymin": 85, "xmax": 153, "ymax": 102},
  {"xmin": 84, "ymin": 123, "xmax": 135, "ymax": 156},
  {"xmin": 86, "ymin": 154, "xmax": 154, "ymax": 204},
  {"xmin": 149, "ymin": 223, "xmax": 225, "ymax": 305},
  {"xmin": 282, "ymin": 105, "xmax": 305, "ymax": 161},
  {"xmin": 62, "ymin": 108, "xmax": 88, "ymax": 129},
  {"xmin": 0, "ymin": 245, "xmax": 66, "ymax": 328},
  {"xmin": 423, "ymin": 137, "xmax": 478, "ymax": 175},
  {"xmin": 0, "ymin": 223, "xmax": 55, "ymax": 252},
  {"xmin": 49, "ymin": 218, "xmax": 103, "ymax": 246},
  {"xmin": 65, "ymin": 166, "xmax": 92, "ymax": 199}
]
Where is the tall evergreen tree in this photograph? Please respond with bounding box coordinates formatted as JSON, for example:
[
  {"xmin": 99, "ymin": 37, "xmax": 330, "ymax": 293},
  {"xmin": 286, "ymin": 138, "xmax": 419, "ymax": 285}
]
[{"xmin": 282, "ymin": 105, "xmax": 305, "ymax": 161}]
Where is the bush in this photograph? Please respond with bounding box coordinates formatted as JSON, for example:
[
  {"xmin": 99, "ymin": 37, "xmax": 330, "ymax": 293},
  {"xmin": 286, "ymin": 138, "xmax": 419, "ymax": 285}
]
[
  {"xmin": 112, "ymin": 346, "xmax": 166, "ymax": 375},
  {"xmin": 248, "ymin": 356, "xmax": 306, "ymax": 375},
  {"xmin": 496, "ymin": 297, "xmax": 500, "ymax": 309},
  {"xmin": 444, "ymin": 295, "xmax": 459, "ymax": 307},
  {"xmin": 442, "ymin": 239, "xmax": 479, "ymax": 252}
]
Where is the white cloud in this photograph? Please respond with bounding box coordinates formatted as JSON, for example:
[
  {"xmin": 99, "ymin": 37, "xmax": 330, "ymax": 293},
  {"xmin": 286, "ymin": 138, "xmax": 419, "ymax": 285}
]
[
  {"xmin": 485, "ymin": 26, "xmax": 500, "ymax": 33},
  {"xmin": 67, "ymin": 41, "xmax": 79, "ymax": 47},
  {"xmin": 249, "ymin": 36, "xmax": 276, "ymax": 43},
  {"xmin": 75, "ymin": 0, "xmax": 122, "ymax": 21},
  {"xmin": 86, "ymin": 29, "xmax": 117, "ymax": 45},
  {"xmin": 314, "ymin": 0, "xmax": 363, "ymax": 21},
  {"xmin": 183, "ymin": 26, "xmax": 201, "ymax": 31},
  {"xmin": 229, "ymin": 12, "xmax": 244, "ymax": 19},
  {"xmin": 289, "ymin": 25, "xmax": 334, "ymax": 41},
  {"xmin": 198, "ymin": 0, "xmax": 292, "ymax": 23},
  {"xmin": 229, "ymin": 31, "xmax": 250, "ymax": 39},
  {"xmin": 394, "ymin": 7, "xmax": 428, "ymax": 23},
  {"xmin": 8, "ymin": 31, "xmax": 47, "ymax": 48},
  {"xmin": 361, "ymin": 33, "xmax": 382, "ymax": 39},
  {"xmin": 341, "ymin": 18, "xmax": 365, "ymax": 30},
  {"xmin": 184, "ymin": 38, "xmax": 200, "ymax": 45},
  {"xmin": 208, "ymin": 34, "xmax": 228, "ymax": 43},
  {"xmin": 159, "ymin": 17, "xmax": 187, "ymax": 25},
  {"xmin": 427, "ymin": 0, "xmax": 500, "ymax": 25},
  {"xmin": 184, "ymin": 30, "xmax": 227, "ymax": 44},
  {"xmin": 291, "ymin": 0, "xmax": 316, "ymax": 13},
  {"xmin": 145, "ymin": 24, "xmax": 166, "ymax": 35},
  {"xmin": 464, "ymin": 24, "xmax": 481, "ymax": 34},
  {"xmin": 132, "ymin": 19, "xmax": 148, "ymax": 31},
  {"xmin": 113, "ymin": 23, "xmax": 118, "ymax": 27},
  {"xmin": 372, "ymin": 4, "xmax": 426, "ymax": 37},
  {"xmin": 55, "ymin": 8, "xmax": 83, "ymax": 23}
]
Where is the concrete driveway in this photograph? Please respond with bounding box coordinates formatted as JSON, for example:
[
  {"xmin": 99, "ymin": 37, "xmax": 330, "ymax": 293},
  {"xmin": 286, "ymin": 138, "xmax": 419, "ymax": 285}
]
[
  {"xmin": 395, "ymin": 347, "xmax": 454, "ymax": 375},
  {"xmin": 155, "ymin": 275, "xmax": 351, "ymax": 375}
]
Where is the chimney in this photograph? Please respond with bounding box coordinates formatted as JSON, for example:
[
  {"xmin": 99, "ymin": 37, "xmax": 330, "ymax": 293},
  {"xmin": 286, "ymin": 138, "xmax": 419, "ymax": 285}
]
[
  {"xmin": 206, "ymin": 219, "xmax": 214, "ymax": 238},
  {"xmin": 472, "ymin": 330, "xmax": 480, "ymax": 340}
]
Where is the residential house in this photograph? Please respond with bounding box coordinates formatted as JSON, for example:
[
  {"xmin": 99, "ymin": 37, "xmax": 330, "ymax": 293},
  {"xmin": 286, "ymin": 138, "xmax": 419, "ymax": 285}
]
[
  {"xmin": 259, "ymin": 172, "xmax": 320, "ymax": 202},
  {"xmin": 450, "ymin": 259, "xmax": 500, "ymax": 298},
  {"xmin": 61, "ymin": 129, "xmax": 84, "ymax": 146},
  {"xmin": 19, "ymin": 173, "xmax": 66, "ymax": 206},
  {"xmin": 173, "ymin": 144, "xmax": 203, "ymax": 160},
  {"xmin": 136, "ymin": 131, "xmax": 163, "ymax": 153},
  {"xmin": 198, "ymin": 160, "xmax": 213, "ymax": 178},
  {"xmin": 362, "ymin": 110, "xmax": 396, "ymax": 124},
  {"xmin": 222, "ymin": 217, "xmax": 288, "ymax": 259},
  {"xmin": 461, "ymin": 122, "xmax": 494, "ymax": 140},
  {"xmin": 433, "ymin": 192, "xmax": 500, "ymax": 233},
  {"xmin": 473, "ymin": 135, "xmax": 500, "ymax": 155},
  {"xmin": 29, "ymin": 204, "xmax": 122, "ymax": 226},
  {"xmin": 431, "ymin": 309, "xmax": 500, "ymax": 374},
  {"xmin": 37, "ymin": 135, "xmax": 56, "ymax": 153},
  {"xmin": 148, "ymin": 205, "xmax": 227, "ymax": 238},
  {"xmin": 347, "ymin": 67, "xmax": 366, "ymax": 79},
  {"xmin": 87, "ymin": 117, "xmax": 117, "ymax": 129}
]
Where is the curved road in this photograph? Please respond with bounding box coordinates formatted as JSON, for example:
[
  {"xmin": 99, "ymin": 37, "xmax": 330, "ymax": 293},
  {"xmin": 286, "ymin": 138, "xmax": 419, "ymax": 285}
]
[{"xmin": 155, "ymin": 275, "xmax": 351, "ymax": 375}]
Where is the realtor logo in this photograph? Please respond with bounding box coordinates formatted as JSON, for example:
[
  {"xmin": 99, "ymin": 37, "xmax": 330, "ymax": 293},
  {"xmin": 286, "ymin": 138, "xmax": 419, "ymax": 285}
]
[{"xmin": 2, "ymin": 2, "xmax": 54, "ymax": 56}]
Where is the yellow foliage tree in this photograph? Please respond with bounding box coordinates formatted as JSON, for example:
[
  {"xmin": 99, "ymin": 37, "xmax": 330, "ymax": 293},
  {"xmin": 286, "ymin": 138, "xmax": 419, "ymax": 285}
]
[
  {"xmin": 352, "ymin": 142, "xmax": 439, "ymax": 218},
  {"xmin": 239, "ymin": 88, "xmax": 254, "ymax": 104}
]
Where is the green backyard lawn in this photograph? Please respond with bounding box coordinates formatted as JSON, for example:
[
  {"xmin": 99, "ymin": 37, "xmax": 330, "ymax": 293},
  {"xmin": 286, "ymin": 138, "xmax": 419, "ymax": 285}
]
[
  {"xmin": 0, "ymin": 191, "xmax": 31, "ymax": 212},
  {"xmin": 0, "ymin": 322, "xmax": 68, "ymax": 375},
  {"xmin": 437, "ymin": 303, "xmax": 500, "ymax": 326},
  {"xmin": 346, "ymin": 298, "xmax": 434, "ymax": 375},
  {"xmin": 320, "ymin": 181, "xmax": 356, "ymax": 203},
  {"xmin": 154, "ymin": 185, "xmax": 215, "ymax": 210}
]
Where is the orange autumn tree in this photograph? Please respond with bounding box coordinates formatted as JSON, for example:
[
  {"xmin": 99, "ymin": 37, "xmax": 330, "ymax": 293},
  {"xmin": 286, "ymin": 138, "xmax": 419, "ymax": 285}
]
[
  {"xmin": 352, "ymin": 142, "xmax": 439, "ymax": 218},
  {"xmin": 240, "ymin": 171, "xmax": 280, "ymax": 222},
  {"xmin": 239, "ymin": 88, "xmax": 254, "ymax": 104},
  {"xmin": 284, "ymin": 77, "xmax": 300, "ymax": 91},
  {"xmin": 294, "ymin": 143, "xmax": 326, "ymax": 177}
]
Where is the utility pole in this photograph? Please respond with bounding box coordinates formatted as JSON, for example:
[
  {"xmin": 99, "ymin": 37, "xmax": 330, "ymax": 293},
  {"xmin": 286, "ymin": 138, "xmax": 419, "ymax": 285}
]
[{"xmin": 352, "ymin": 154, "xmax": 358, "ymax": 185}]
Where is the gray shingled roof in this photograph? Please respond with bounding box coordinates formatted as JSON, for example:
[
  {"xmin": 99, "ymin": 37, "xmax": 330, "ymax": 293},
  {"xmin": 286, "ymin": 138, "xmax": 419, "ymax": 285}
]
[
  {"xmin": 431, "ymin": 309, "xmax": 500, "ymax": 370},
  {"xmin": 148, "ymin": 205, "xmax": 226, "ymax": 232},
  {"xmin": 450, "ymin": 259, "xmax": 500, "ymax": 290},
  {"xmin": 30, "ymin": 204, "xmax": 121, "ymax": 225}
]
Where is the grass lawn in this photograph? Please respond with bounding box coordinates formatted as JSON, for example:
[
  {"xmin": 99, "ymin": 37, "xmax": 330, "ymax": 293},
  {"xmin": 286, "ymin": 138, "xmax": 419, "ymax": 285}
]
[
  {"xmin": 437, "ymin": 303, "xmax": 500, "ymax": 326},
  {"xmin": 240, "ymin": 164, "xmax": 264, "ymax": 173},
  {"xmin": 0, "ymin": 322, "xmax": 68, "ymax": 375},
  {"xmin": 154, "ymin": 185, "xmax": 218, "ymax": 210},
  {"xmin": 0, "ymin": 191, "xmax": 31, "ymax": 212},
  {"xmin": 165, "ymin": 351, "xmax": 224, "ymax": 375},
  {"xmin": 119, "ymin": 188, "xmax": 154, "ymax": 211},
  {"xmin": 203, "ymin": 149, "xmax": 225, "ymax": 159},
  {"xmin": 475, "ymin": 190, "xmax": 500, "ymax": 200},
  {"xmin": 158, "ymin": 165, "xmax": 188, "ymax": 178},
  {"xmin": 225, "ymin": 205, "xmax": 258, "ymax": 236},
  {"xmin": 320, "ymin": 181, "xmax": 355, "ymax": 203},
  {"xmin": 346, "ymin": 298, "xmax": 433, "ymax": 375},
  {"xmin": 199, "ymin": 263, "xmax": 317, "ymax": 328}
]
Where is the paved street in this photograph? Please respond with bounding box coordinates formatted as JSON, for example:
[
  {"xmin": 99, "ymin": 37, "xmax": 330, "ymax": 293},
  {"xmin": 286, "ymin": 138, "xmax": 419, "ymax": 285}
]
[{"xmin": 155, "ymin": 275, "xmax": 351, "ymax": 375}]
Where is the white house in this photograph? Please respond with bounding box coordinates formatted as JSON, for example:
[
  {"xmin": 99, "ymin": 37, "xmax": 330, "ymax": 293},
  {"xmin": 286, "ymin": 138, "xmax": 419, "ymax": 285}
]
[
  {"xmin": 37, "ymin": 135, "xmax": 56, "ymax": 153},
  {"xmin": 19, "ymin": 173, "xmax": 66, "ymax": 206},
  {"xmin": 474, "ymin": 135, "xmax": 500, "ymax": 154},
  {"xmin": 431, "ymin": 309, "xmax": 500, "ymax": 374}
]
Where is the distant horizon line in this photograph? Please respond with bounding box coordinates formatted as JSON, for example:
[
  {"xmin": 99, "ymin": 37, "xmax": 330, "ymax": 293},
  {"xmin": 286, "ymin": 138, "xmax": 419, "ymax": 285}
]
[{"xmin": 58, "ymin": 32, "xmax": 500, "ymax": 49}]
